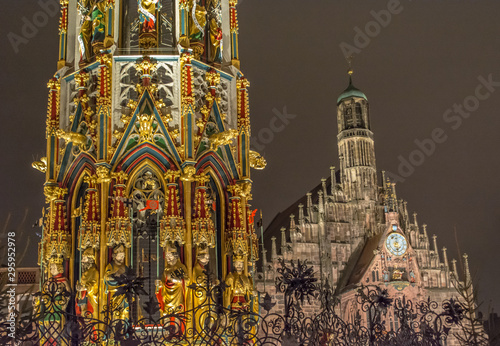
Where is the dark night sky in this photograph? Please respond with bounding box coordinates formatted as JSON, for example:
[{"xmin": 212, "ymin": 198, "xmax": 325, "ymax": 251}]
[{"xmin": 1, "ymin": 1, "xmax": 499, "ymax": 313}]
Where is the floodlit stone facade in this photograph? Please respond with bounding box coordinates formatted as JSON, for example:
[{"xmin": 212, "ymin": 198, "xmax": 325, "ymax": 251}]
[{"xmin": 255, "ymin": 73, "xmax": 473, "ymax": 345}]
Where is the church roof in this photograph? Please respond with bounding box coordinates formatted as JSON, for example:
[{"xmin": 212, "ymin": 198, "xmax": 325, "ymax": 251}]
[
  {"xmin": 262, "ymin": 180, "xmax": 325, "ymax": 257},
  {"xmin": 337, "ymin": 76, "xmax": 367, "ymax": 104},
  {"xmin": 340, "ymin": 231, "xmax": 385, "ymax": 290}
]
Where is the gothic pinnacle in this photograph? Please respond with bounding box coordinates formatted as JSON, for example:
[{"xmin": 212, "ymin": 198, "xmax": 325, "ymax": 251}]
[
  {"xmin": 271, "ymin": 236, "xmax": 277, "ymax": 261},
  {"xmin": 442, "ymin": 247, "xmax": 449, "ymax": 270}
]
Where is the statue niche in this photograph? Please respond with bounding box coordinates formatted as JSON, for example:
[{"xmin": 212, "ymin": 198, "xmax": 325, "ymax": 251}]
[
  {"xmin": 78, "ymin": 0, "xmax": 108, "ymax": 64},
  {"xmin": 223, "ymin": 254, "xmax": 253, "ymax": 311},
  {"xmin": 206, "ymin": 0, "xmax": 223, "ymax": 63},
  {"xmin": 138, "ymin": 0, "xmax": 161, "ymax": 48},
  {"xmin": 155, "ymin": 243, "xmax": 189, "ymax": 316},
  {"xmin": 189, "ymin": 245, "xmax": 212, "ymax": 333},
  {"xmin": 188, "ymin": 0, "xmax": 207, "ymax": 58},
  {"xmin": 35, "ymin": 256, "xmax": 71, "ymax": 346},
  {"xmin": 104, "ymin": 244, "xmax": 130, "ymax": 321},
  {"xmin": 75, "ymin": 248, "xmax": 99, "ymax": 320}
]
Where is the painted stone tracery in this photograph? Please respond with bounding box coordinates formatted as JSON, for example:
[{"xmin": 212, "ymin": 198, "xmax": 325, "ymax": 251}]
[{"xmin": 36, "ymin": 0, "xmax": 259, "ymax": 337}]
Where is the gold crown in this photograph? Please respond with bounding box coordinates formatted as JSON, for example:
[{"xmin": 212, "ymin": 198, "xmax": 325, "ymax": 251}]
[
  {"xmin": 82, "ymin": 248, "xmax": 95, "ymax": 258},
  {"xmin": 233, "ymin": 254, "xmax": 244, "ymax": 261},
  {"xmin": 49, "ymin": 255, "xmax": 64, "ymax": 264}
]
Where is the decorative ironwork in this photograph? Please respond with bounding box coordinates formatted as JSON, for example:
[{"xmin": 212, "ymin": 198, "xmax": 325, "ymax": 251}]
[{"xmin": 2, "ymin": 260, "xmax": 469, "ymax": 346}]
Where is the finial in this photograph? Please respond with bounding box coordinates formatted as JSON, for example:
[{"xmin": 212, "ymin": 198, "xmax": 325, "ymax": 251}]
[
  {"xmin": 306, "ymin": 192, "xmax": 313, "ymax": 217},
  {"xmin": 442, "ymin": 247, "xmax": 449, "ymax": 270},
  {"xmin": 280, "ymin": 227, "xmax": 287, "ymax": 256},
  {"xmin": 451, "ymin": 258, "xmax": 458, "ymax": 277},
  {"xmin": 271, "ymin": 236, "xmax": 278, "ymax": 260},
  {"xmin": 298, "ymin": 203, "xmax": 305, "ymax": 225},
  {"xmin": 463, "ymin": 253, "xmax": 470, "ymax": 282},
  {"xmin": 432, "ymin": 235, "xmax": 440, "ymax": 264},
  {"xmin": 318, "ymin": 190, "xmax": 325, "ymax": 218},
  {"xmin": 321, "ymin": 178, "xmax": 328, "ymax": 197},
  {"xmin": 347, "ymin": 55, "xmax": 354, "ymax": 76}
]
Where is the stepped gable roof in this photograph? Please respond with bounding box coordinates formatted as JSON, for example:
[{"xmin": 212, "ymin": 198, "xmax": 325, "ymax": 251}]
[{"xmin": 261, "ymin": 176, "xmax": 334, "ymax": 266}]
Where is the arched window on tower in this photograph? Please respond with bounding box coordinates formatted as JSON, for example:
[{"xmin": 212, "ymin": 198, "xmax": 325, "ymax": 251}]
[
  {"xmin": 344, "ymin": 105, "xmax": 354, "ymax": 129},
  {"xmin": 355, "ymin": 103, "xmax": 364, "ymax": 127}
]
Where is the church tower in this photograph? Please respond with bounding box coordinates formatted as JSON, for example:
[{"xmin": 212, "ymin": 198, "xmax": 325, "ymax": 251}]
[
  {"xmin": 337, "ymin": 69, "xmax": 377, "ymax": 201},
  {"xmin": 36, "ymin": 0, "xmax": 264, "ymax": 324}
]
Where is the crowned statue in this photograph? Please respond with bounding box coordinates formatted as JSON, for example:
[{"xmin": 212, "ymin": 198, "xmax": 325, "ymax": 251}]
[
  {"xmin": 75, "ymin": 248, "xmax": 99, "ymax": 320},
  {"xmin": 77, "ymin": 0, "xmax": 107, "ymax": 64},
  {"xmin": 156, "ymin": 243, "xmax": 189, "ymax": 316},
  {"xmin": 223, "ymin": 254, "xmax": 253, "ymax": 311},
  {"xmin": 104, "ymin": 244, "xmax": 130, "ymax": 321},
  {"xmin": 189, "ymin": 245, "xmax": 211, "ymax": 332},
  {"xmin": 36, "ymin": 256, "xmax": 71, "ymax": 345}
]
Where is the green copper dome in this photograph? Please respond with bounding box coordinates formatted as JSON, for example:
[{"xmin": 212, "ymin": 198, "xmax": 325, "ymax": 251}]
[{"xmin": 337, "ymin": 77, "xmax": 367, "ymax": 104}]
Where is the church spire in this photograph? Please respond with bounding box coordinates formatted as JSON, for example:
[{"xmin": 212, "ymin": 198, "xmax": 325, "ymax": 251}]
[{"xmin": 336, "ymin": 63, "xmax": 377, "ymax": 201}]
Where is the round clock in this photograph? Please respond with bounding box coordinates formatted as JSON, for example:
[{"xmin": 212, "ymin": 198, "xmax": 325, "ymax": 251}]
[{"xmin": 386, "ymin": 233, "xmax": 408, "ymax": 256}]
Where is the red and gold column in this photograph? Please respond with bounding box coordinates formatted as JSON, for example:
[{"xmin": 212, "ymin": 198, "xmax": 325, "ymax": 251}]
[
  {"xmin": 236, "ymin": 77, "xmax": 251, "ymax": 179},
  {"xmin": 180, "ymin": 53, "xmax": 195, "ymax": 161}
]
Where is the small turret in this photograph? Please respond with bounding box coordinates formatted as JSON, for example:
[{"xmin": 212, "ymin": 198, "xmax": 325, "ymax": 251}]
[
  {"xmin": 306, "ymin": 192, "xmax": 313, "ymax": 219},
  {"xmin": 463, "ymin": 253, "xmax": 471, "ymax": 284},
  {"xmin": 442, "ymin": 247, "xmax": 449, "ymax": 270},
  {"xmin": 271, "ymin": 236, "xmax": 278, "ymax": 261},
  {"xmin": 298, "ymin": 203, "xmax": 305, "ymax": 225},
  {"xmin": 280, "ymin": 227, "xmax": 287, "ymax": 257},
  {"xmin": 451, "ymin": 258, "xmax": 458, "ymax": 278},
  {"xmin": 321, "ymin": 178, "xmax": 328, "ymax": 198}
]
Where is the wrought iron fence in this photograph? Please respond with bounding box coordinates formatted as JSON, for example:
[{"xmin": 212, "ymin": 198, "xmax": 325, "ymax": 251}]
[{"xmin": 1, "ymin": 260, "xmax": 468, "ymax": 345}]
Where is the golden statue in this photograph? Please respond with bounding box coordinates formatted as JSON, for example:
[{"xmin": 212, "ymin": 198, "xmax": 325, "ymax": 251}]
[
  {"xmin": 32, "ymin": 157, "xmax": 47, "ymax": 173},
  {"xmin": 223, "ymin": 255, "xmax": 253, "ymax": 311},
  {"xmin": 249, "ymin": 150, "xmax": 267, "ymax": 170},
  {"xmin": 138, "ymin": 0, "xmax": 160, "ymax": 48},
  {"xmin": 206, "ymin": 0, "xmax": 222, "ymax": 63},
  {"xmin": 104, "ymin": 244, "xmax": 130, "ymax": 321},
  {"xmin": 189, "ymin": 0, "xmax": 207, "ymax": 42},
  {"xmin": 78, "ymin": 0, "xmax": 107, "ymax": 64},
  {"xmin": 156, "ymin": 244, "xmax": 189, "ymax": 316},
  {"xmin": 35, "ymin": 257, "xmax": 71, "ymax": 345},
  {"xmin": 189, "ymin": 246, "xmax": 211, "ymax": 332},
  {"xmin": 75, "ymin": 248, "xmax": 99, "ymax": 320}
]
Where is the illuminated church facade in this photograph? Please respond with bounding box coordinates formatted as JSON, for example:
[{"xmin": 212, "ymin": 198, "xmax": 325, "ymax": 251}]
[{"xmin": 256, "ymin": 71, "xmax": 471, "ymax": 344}]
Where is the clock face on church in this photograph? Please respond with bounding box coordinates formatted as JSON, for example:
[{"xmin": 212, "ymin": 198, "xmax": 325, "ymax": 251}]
[{"xmin": 386, "ymin": 233, "xmax": 408, "ymax": 256}]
